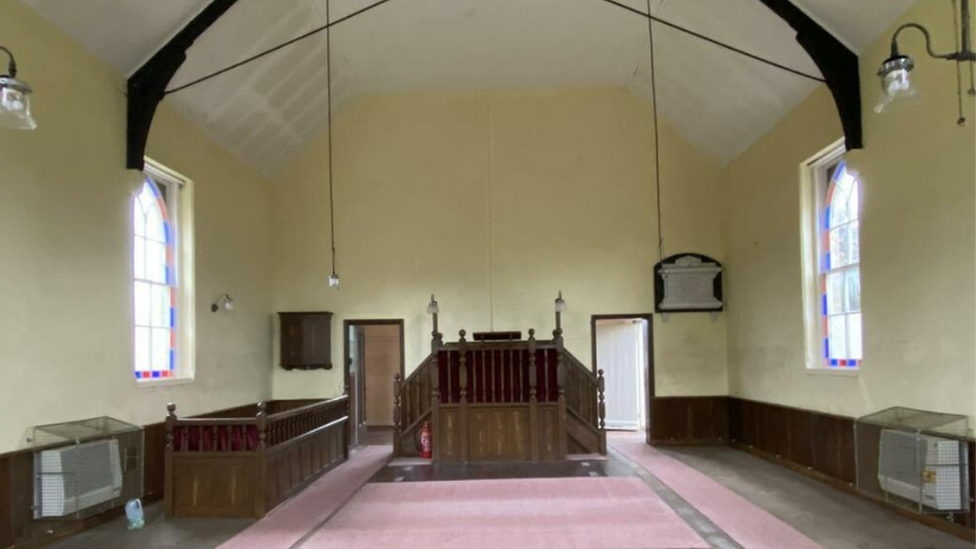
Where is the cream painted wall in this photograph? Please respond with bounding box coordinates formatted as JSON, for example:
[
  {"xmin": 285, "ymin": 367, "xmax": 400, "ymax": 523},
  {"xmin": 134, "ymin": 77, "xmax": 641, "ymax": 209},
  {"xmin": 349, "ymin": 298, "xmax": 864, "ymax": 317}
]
[
  {"xmin": 272, "ymin": 89, "xmax": 728, "ymax": 400},
  {"xmin": 721, "ymin": 0, "xmax": 975, "ymax": 420},
  {"xmin": 0, "ymin": 2, "xmax": 275, "ymax": 453}
]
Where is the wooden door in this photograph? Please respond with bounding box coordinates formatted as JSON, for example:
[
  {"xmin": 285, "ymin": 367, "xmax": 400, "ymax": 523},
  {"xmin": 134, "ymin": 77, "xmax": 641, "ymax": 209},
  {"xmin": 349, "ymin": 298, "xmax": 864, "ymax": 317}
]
[{"xmin": 348, "ymin": 325, "xmax": 369, "ymax": 446}]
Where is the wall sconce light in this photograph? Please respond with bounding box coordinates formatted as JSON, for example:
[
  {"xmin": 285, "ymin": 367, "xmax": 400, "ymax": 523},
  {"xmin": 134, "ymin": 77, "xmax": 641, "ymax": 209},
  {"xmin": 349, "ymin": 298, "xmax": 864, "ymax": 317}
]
[
  {"xmin": 875, "ymin": 0, "xmax": 976, "ymax": 125},
  {"xmin": 0, "ymin": 45, "xmax": 37, "ymax": 130},
  {"xmin": 211, "ymin": 294, "xmax": 234, "ymax": 313}
]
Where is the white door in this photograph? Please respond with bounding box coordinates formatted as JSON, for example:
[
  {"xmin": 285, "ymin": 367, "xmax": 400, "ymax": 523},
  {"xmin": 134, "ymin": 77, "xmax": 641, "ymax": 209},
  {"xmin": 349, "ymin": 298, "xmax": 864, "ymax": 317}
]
[{"xmin": 595, "ymin": 319, "xmax": 647, "ymax": 430}]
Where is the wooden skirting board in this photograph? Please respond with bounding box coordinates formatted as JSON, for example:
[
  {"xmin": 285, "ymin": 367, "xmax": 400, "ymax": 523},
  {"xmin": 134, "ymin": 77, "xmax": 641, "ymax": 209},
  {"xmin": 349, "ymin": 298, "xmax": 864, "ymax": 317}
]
[{"xmin": 650, "ymin": 395, "xmax": 976, "ymax": 541}]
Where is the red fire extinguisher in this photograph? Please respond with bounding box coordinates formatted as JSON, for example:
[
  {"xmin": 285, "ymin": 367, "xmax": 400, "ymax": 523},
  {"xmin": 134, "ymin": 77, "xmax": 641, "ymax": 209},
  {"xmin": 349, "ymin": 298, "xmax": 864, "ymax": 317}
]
[{"xmin": 420, "ymin": 421, "xmax": 432, "ymax": 459}]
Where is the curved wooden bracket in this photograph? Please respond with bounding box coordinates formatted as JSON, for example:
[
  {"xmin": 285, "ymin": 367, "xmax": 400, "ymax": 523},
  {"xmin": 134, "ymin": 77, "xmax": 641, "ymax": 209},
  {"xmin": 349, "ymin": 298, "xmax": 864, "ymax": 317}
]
[
  {"xmin": 126, "ymin": 0, "xmax": 241, "ymax": 170},
  {"xmin": 756, "ymin": 0, "xmax": 863, "ymax": 150}
]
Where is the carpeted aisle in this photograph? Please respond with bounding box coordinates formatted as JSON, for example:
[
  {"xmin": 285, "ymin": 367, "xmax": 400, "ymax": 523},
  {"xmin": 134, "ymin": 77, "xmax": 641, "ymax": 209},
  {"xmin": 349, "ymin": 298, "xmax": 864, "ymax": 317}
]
[
  {"xmin": 611, "ymin": 437, "xmax": 827, "ymax": 549},
  {"xmin": 216, "ymin": 445, "xmax": 392, "ymax": 549},
  {"xmin": 302, "ymin": 477, "xmax": 708, "ymax": 549}
]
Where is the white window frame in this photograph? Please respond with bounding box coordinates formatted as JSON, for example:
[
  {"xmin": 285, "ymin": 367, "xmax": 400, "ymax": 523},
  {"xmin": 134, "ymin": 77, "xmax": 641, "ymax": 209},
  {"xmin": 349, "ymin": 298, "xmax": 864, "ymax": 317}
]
[
  {"xmin": 133, "ymin": 159, "xmax": 196, "ymax": 386},
  {"xmin": 800, "ymin": 139, "xmax": 861, "ymax": 375}
]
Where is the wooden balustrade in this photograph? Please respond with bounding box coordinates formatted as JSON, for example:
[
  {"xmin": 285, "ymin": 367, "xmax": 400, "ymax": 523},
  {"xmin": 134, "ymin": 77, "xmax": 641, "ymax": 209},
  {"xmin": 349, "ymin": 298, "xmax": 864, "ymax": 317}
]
[
  {"xmin": 393, "ymin": 319, "xmax": 606, "ymax": 461},
  {"xmin": 165, "ymin": 396, "xmax": 349, "ymax": 518}
]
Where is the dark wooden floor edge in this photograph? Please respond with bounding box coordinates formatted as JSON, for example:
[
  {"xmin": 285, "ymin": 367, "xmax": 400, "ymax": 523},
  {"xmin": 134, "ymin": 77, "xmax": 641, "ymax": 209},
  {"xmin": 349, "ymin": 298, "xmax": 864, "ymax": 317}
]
[
  {"xmin": 729, "ymin": 441, "xmax": 976, "ymax": 543},
  {"xmin": 606, "ymin": 444, "xmax": 745, "ymax": 549}
]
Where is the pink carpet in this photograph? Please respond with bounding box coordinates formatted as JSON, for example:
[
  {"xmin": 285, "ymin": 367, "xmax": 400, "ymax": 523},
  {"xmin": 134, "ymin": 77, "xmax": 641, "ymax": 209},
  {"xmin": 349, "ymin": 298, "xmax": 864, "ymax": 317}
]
[
  {"xmin": 302, "ymin": 477, "xmax": 708, "ymax": 549},
  {"xmin": 216, "ymin": 445, "xmax": 392, "ymax": 549},
  {"xmin": 612, "ymin": 438, "xmax": 826, "ymax": 549}
]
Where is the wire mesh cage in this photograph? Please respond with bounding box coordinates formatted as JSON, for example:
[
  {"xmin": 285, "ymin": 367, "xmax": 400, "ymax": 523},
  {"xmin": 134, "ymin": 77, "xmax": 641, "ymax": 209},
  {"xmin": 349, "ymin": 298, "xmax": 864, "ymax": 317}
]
[
  {"xmin": 31, "ymin": 417, "xmax": 144, "ymax": 521},
  {"xmin": 855, "ymin": 407, "xmax": 973, "ymax": 518}
]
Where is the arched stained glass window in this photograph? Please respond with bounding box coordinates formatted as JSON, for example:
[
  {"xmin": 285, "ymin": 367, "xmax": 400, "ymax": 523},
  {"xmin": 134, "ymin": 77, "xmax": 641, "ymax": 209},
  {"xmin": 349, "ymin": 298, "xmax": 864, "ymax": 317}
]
[
  {"xmin": 821, "ymin": 162, "xmax": 862, "ymax": 367},
  {"xmin": 134, "ymin": 177, "xmax": 177, "ymax": 380}
]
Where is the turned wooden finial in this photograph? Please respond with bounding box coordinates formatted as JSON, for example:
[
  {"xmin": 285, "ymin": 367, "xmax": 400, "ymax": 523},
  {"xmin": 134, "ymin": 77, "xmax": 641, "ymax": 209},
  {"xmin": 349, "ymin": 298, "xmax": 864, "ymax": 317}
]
[
  {"xmin": 528, "ymin": 328, "xmax": 536, "ymax": 340},
  {"xmin": 166, "ymin": 403, "xmax": 177, "ymax": 416},
  {"xmin": 459, "ymin": 329, "xmax": 467, "ymax": 342}
]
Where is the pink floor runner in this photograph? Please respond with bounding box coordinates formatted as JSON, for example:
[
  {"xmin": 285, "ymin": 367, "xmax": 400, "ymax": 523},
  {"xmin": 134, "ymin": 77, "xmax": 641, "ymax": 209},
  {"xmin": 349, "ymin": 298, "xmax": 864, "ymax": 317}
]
[
  {"xmin": 302, "ymin": 477, "xmax": 708, "ymax": 549},
  {"xmin": 216, "ymin": 444, "xmax": 392, "ymax": 549},
  {"xmin": 612, "ymin": 438, "xmax": 826, "ymax": 549}
]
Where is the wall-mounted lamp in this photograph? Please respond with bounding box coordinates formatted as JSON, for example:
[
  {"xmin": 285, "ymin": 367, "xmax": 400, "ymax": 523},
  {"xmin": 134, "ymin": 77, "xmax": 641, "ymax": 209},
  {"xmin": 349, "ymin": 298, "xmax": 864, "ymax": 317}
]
[
  {"xmin": 211, "ymin": 294, "xmax": 234, "ymax": 313},
  {"xmin": 0, "ymin": 45, "xmax": 37, "ymax": 130},
  {"xmin": 875, "ymin": 0, "xmax": 976, "ymax": 125}
]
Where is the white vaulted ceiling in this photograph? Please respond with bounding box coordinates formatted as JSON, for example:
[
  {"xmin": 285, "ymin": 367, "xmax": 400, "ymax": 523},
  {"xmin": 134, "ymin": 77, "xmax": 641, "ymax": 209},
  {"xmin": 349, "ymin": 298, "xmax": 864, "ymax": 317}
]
[{"xmin": 22, "ymin": 0, "xmax": 916, "ymax": 171}]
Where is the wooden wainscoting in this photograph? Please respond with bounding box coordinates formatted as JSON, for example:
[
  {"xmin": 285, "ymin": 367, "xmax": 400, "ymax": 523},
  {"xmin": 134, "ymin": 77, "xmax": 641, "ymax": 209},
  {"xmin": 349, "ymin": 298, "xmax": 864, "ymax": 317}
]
[
  {"xmin": 727, "ymin": 397, "xmax": 856, "ymax": 484},
  {"xmin": 727, "ymin": 397, "xmax": 975, "ymax": 539},
  {"xmin": 649, "ymin": 396, "xmax": 729, "ymax": 445}
]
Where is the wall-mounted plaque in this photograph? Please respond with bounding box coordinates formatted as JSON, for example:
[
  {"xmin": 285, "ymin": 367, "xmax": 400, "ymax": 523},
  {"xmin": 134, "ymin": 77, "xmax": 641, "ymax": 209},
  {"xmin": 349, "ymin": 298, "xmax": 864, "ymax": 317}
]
[{"xmin": 654, "ymin": 254, "xmax": 723, "ymax": 313}]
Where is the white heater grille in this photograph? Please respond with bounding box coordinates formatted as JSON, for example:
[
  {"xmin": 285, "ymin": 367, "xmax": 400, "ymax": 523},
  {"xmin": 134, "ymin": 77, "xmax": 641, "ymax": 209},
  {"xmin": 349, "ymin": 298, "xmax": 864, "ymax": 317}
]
[{"xmin": 34, "ymin": 439, "xmax": 123, "ymax": 518}]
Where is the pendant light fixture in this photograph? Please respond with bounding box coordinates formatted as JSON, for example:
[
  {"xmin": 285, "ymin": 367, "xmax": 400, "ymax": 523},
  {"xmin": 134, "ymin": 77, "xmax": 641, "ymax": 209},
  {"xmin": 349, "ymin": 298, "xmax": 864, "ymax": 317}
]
[
  {"xmin": 645, "ymin": 0, "xmax": 665, "ymax": 269},
  {"xmin": 0, "ymin": 45, "xmax": 37, "ymax": 130},
  {"xmin": 325, "ymin": 0, "xmax": 341, "ymax": 290},
  {"xmin": 875, "ymin": 0, "xmax": 976, "ymax": 125}
]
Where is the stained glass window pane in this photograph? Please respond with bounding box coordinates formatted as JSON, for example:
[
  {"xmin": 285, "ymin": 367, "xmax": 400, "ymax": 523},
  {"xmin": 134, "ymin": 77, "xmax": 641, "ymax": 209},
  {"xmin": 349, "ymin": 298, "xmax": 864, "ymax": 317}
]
[
  {"xmin": 133, "ymin": 236, "xmax": 146, "ymax": 280},
  {"xmin": 135, "ymin": 327, "xmax": 151, "ymax": 370},
  {"xmin": 151, "ymin": 284, "xmax": 169, "ymax": 328},
  {"xmin": 146, "ymin": 241, "xmax": 166, "ymax": 284},
  {"xmin": 134, "ymin": 176, "xmax": 179, "ymax": 380},
  {"xmin": 145, "ymin": 205, "xmax": 163, "ymax": 242},
  {"xmin": 829, "ymin": 166, "xmax": 856, "ymax": 228},
  {"xmin": 827, "ymin": 272, "xmax": 845, "ymax": 314},
  {"xmin": 845, "ymin": 268, "xmax": 861, "ymax": 312},
  {"xmin": 849, "ymin": 220, "xmax": 860, "ymax": 263},
  {"xmin": 152, "ymin": 328, "xmax": 169, "ymax": 371},
  {"xmin": 829, "ymin": 225, "xmax": 851, "ymax": 268},
  {"xmin": 137, "ymin": 184, "xmax": 155, "ymax": 214},
  {"xmin": 134, "ymin": 281, "xmax": 151, "ymax": 326},
  {"xmin": 828, "ymin": 315, "xmax": 848, "ymax": 360}
]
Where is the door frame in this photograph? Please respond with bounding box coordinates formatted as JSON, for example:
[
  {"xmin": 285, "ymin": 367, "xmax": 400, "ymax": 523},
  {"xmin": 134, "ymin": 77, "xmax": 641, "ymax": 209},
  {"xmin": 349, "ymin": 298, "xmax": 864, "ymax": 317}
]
[
  {"xmin": 590, "ymin": 314, "xmax": 655, "ymax": 444},
  {"xmin": 343, "ymin": 319, "xmax": 406, "ymax": 441}
]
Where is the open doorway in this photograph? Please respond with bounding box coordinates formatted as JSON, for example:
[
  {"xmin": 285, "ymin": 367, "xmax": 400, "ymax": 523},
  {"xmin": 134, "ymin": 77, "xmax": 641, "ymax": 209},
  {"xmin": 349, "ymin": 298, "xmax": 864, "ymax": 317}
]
[
  {"xmin": 343, "ymin": 319, "xmax": 404, "ymax": 448},
  {"xmin": 591, "ymin": 314, "xmax": 653, "ymax": 438}
]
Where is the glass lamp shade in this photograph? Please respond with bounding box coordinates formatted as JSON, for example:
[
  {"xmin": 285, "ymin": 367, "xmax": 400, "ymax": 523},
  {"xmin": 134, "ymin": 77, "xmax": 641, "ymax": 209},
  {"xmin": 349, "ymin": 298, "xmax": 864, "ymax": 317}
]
[
  {"xmin": 328, "ymin": 272, "xmax": 340, "ymax": 289},
  {"xmin": 554, "ymin": 291, "xmax": 567, "ymax": 313},
  {"xmin": 426, "ymin": 295, "xmax": 439, "ymax": 315},
  {"xmin": 0, "ymin": 75, "xmax": 36, "ymax": 130},
  {"xmin": 874, "ymin": 55, "xmax": 921, "ymax": 114}
]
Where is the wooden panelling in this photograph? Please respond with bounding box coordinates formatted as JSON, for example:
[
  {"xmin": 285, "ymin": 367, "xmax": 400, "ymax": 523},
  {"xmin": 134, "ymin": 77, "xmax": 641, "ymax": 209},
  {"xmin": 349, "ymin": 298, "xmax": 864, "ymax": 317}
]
[
  {"xmin": 166, "ymin": 398, "xmax": 350, "ymax": 519},
  {"xmin": 650, "ymin": 396, "xmax": 729, "ymax": 445},
  {"xmin": 728, "ymin": 397, "xmax": 855, "ymax": 484},
  {"xmin": 467, "ymin": 407, "xmax": 531, "ymax": 461},
  {"xmin": 142, "ymin": 422, "xmax": 167, "ymax": 503},
  {"xmin": 170, "ymin": 455, "xmax": 260, "ymax": 518}
]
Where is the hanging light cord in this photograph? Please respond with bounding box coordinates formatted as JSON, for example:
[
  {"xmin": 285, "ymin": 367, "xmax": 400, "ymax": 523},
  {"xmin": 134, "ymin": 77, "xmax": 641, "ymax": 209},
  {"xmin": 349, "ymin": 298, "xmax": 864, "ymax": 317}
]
[
  {"xmin": 326, "ymin": 0, "xmax": 338, "ymax": 277},
  {"xmin": 646, "ymin": 0, "xmax": 664, "ymax": 265},
  {"xmin": 952, "ymin": 0, "xmax": 970, "ymax": 125}
]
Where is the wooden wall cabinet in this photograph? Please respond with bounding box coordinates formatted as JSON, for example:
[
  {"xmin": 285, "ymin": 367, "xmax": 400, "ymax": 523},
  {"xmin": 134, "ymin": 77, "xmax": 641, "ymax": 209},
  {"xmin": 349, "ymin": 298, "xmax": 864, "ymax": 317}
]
[{"xmin": 278, "ymin": 312, "xmax": 333, "ymax": 370}]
